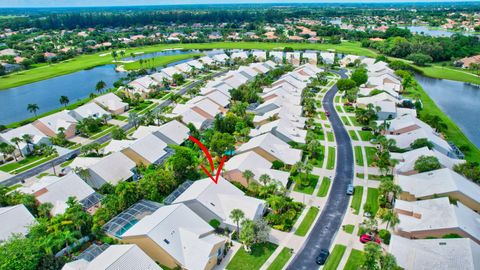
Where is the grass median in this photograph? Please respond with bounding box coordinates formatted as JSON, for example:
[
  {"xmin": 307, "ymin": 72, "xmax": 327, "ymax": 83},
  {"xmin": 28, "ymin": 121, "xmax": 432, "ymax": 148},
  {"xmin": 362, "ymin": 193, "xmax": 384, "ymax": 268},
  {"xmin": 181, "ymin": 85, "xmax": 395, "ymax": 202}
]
[{"xmin": 295, "ymin": 207, "xmax": 320, "ymax": 236}]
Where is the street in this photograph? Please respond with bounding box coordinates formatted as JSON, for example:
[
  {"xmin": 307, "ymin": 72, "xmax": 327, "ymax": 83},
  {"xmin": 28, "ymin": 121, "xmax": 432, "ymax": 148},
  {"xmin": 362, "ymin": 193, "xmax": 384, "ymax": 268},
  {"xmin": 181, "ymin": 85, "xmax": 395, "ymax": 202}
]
[{"xmin": 287, "ymin": 69, "xmax": 354, "ymax": 270}]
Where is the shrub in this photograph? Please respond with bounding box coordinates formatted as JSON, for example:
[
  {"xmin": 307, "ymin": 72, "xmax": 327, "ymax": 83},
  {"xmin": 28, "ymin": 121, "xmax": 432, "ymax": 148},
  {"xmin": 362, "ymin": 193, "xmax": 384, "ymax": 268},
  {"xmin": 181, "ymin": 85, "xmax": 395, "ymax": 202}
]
[
  {"xmin": 209, "ymin": 219, "xmax": 221, "ymax": 229},
  {"xmin": 378, "ymin": 229, "xmax": 391, "ymax": 244},
  {"xmin": 272, "ymin": 160, "xmax": 285, "ymax": 170},
  {"xmin": 414, "ymin": 155, "xmax": 441, "ymax": 172}
]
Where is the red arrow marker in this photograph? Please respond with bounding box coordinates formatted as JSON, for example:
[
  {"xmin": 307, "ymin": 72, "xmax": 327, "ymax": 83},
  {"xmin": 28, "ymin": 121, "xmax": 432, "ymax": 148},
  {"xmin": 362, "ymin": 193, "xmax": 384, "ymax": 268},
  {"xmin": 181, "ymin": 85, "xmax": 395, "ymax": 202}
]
[{"xmin": 189, "ymin": 135, "xmax": 227, "ymax": 184}]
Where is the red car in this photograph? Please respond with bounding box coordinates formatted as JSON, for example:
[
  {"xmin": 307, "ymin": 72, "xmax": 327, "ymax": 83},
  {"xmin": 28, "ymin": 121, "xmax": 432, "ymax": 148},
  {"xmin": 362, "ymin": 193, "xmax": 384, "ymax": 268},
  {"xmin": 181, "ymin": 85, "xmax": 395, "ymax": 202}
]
[
  {"xmin": 325, "ymin": 111, "xmax": 330, "ymax": 117},
  {"xmin": 360, "ymin": 233, "xmax": 381, "ymax": 244}
]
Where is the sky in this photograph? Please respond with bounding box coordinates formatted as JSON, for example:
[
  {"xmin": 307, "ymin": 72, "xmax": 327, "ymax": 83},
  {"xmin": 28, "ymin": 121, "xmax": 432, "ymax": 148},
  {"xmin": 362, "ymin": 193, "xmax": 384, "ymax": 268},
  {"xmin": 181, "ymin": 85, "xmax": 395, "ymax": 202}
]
[{"xmin": 0, "ymin": 0, "xmax": 478, "ymax": 8}]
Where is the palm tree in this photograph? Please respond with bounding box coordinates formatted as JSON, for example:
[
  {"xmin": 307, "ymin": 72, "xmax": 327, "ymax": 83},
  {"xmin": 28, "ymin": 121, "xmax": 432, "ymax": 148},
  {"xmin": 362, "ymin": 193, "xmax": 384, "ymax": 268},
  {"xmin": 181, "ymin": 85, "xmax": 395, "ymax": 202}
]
[
  {"xmin": 27, "ymin": 103, "xmax": 39, "ymax": 118},
  {"xmin": 59, "ymin": 95, "xmax": 70, "ymax": 108},
  {"xmin": 101, "ymin": 114, "xmax": 109, "ymax": 125},
  {"xmin": 3, "ymin": 144, "xmax": 16, "ymax": 161},
  {"xmin": 62, "ymin": 230, "xmax": 77, "ymax": 255},
  {"xmin": 95, "ymin": 80, "xmax": 107, "ymax": 94},
  {"xmin": 230, "ymin": 209, "xmax": 245, "ymax": 236},
  {"xmin": 378, "ymin": 208, "xmax": 400, "ymax": 229},
  {"xmin": 0, "ymin": 142, "xmax": 9, "ymax": 161},
  {"xmin": 10, "ymin": 137, "xmax": 23, "ymax": 158},
  {"xmin": 43, "ymin": 145, "xmax": 58, "ymax": 175},
  {"xmin": 21, "ymin": 134, "xmax": 33, "ymax": 154},
  {"xmin": 259, "ymin": 174, "xmax": 271, "ymax": 186},
  {"xmin": 379, "ymin": 179, "xmax": 402, "ymax": 205},
  {"xmin": 111, "ymin": 51, "xmax": 118, "ymax": 61},
  {"xmin": 128, "ymin": 112, "xmax": 140, "ymax": 128},
  {"xmin": 242, "ymin": 170, "xmax": 255, "ymax": 185}
]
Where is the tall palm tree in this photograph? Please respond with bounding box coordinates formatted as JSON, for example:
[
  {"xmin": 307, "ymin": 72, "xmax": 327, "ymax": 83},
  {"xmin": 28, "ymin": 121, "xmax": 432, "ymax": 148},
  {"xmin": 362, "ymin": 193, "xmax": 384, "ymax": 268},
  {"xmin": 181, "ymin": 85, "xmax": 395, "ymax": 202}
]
[
  {"xmin": 27, "ymin": 103, "xmax": 39, "ymax": 118},
  {"xmin": 95, "ymin": 80, "xmax": 107, "ymax": 94},
  {"xmin": 10, "ymin": 137, "xmax": 23, "ymax": 157},
  {"xmin": 21, "ymin": 134, "xmax": 33, "ymax": 154},
  {"xmin": 43, "ymin": 145, "xmax": 58, "ymax": 175},
  {"xmin": 128, "ymin": 112, "xmax": 140, "ymax": 128},
  {"xmin": 242, "ymin": 170, "xmax": 255, "ymax": 185},
  {"xmin": 59, "ymin": 95, "xmax": 70, "ymax": 108},
  {"xmin": 4, "ymin": 144, "xmax": 16, "ymax": 162},
  {"xmin": 229, "ymin": 209, "xmax": 245, "ymax": 236},
  {"xmin": 0, "ymin": 142, "xmax": 9, "ymax": 161},
  {"xmin": 259, "ymin": 174, "xmax": 271, "ymax": 186},
  {"xmin": 379, "ymin": 208, "xmax": 400, "ymax": 229}
]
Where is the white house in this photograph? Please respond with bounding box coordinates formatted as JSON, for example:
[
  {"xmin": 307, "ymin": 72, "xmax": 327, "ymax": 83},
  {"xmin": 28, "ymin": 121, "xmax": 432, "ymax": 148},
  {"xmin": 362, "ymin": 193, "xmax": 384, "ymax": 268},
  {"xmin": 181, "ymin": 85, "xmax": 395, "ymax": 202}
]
[
  {"xmin": 389, "ymin": 235, "xmax": 480, "ymax": 270},
  {"xmin": 269, "ymin": 51, "xmax": 284, "ymax": 63},
  {"xmin": 252, "ymin": 51, "xmax": 267, "ymax": 61},
  {"xmin": 250, "ymin": 118, "xmax": 307, "ymax": 144},
  {"xmin": 230, "ymin": 51, "xmax": 249, "ymax": 60},
  {"xmin": 0, "ymin": 124, "xmax": 50, "ymax": 156},
  {"xmin": 33, "ymin": 110, "xmax": 77, "ymax": 138},
  {"xmin": 94, "ymin": 93, "xmax": 129, "ymax": 115},
  {"xmin": 62, "ymin": 244, "xmax": 162, "ymax": 270},
  {"xmin": 85, "ymin": 152, "xmax": 136, "ymax": 188},
  {"xmin": 320, "ymin": 51, "xmax": 335, "ymax": 64},
  {"xmin": 122, "ymin": 204, "xmax": 226, "ymax": 270},
  {"xmin": 386, "ymin": 128, "xmax": 454, "ymax": 157},
  {"xmin": 391, "ymin": 147, "xmax": 465, "ymax": 175},
  {"xmin": 69, "ymin": 103, "xmax": 111, "ymax": 121},
  {"xmin": 394, "ymin": 197, "xmax": 480, "ymax": 243},
  {"xmin": 224, "ymin": 151, "xmax": 290, "ymax": 187},
  {"xmin": 17, "ymin": 173, "xmax": 99, "ymax": 216},
  {"xmin": 236, "ymin": 132, "xmax": 302, "ymax": 165},
  {"xmin": 302, "ymin": 52, "xmax": 318, "ymax": 65},
  {"xmin": 0, "ymin": 205, "xmax": 36, "ymax": 243},
  {"xmin": 171, "ymin": 177, "xmax": 266, "ymax": 228},
  {"xmin": 212, "ymin": 53, "xmax": 229, "ymax": 63},
  {"xmin": 285, "ymin": 52, "xmax": 301, "ymax": 66},
  {"xmin": 396, "ymin": 168, "xmax": 480, "ymax": 212}
]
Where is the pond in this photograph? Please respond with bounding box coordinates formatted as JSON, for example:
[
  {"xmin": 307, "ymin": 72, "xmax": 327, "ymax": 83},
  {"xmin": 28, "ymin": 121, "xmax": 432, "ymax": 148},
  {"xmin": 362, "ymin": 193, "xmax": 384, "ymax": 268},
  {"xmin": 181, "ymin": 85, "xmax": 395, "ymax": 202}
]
[
  {"xmin": 414, "ymin": 74, "xmax": 480, "ymax": 148},
  {"xmin": 0, "ymin": 49, "xmax": 225, "ymax": 125},
  {"xmin": 0, "ymin": 65, "xmax": 126, "ymax": 125},
  {"xmin": 404, "ymin": 25, "xmax": 478, "ymax": 37}
]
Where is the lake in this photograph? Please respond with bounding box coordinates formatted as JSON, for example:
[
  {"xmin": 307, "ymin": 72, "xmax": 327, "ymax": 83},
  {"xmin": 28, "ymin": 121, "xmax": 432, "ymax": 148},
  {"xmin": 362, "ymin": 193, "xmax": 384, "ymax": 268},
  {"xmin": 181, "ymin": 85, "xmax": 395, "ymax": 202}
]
[
  {"xmin": 0, "ymin": 49, "xmax": 225, "ymax": 125},
  {"xmin": 405, "ymin": 25, "xmax": 478, "ymax": 37},
  {"xmin": 415, "ymin": 74, "xmax": 480, "ymax": 148},
  {"xmin": 0, "ymin": 65, "xmax": 126, "ymax": 125}
]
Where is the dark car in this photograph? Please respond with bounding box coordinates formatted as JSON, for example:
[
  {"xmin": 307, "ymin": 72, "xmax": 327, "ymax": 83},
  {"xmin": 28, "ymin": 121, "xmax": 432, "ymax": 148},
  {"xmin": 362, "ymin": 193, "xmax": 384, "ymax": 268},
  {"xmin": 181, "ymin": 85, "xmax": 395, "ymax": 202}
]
[
  {"xmin": 316, "ymin": 249, "xmax": 330, "ymax": 265},
  {"xmin": 346, "ymin": 184, "xmax": 354, "ymax": 195},
  {"xmin": 325, "ymin": 111, "xmax": 330, "ymax": 117},
  {"xmin": 361, "ymin": 126, "xmax": 372, "ymax": 131}
]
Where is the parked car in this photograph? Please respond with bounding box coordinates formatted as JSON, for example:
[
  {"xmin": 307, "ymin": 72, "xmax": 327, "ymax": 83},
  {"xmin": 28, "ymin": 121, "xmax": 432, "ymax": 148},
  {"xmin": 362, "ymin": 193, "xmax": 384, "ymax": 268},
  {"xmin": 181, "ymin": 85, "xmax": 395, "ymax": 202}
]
[
  {"xmin": 346, "ymin": 184, "xmax": 354, "ymax": 195},
  {"xmin": 315, "ymin": 249, "xmax": 330, "ymax": 265},
  {"xmin": 325, "ymin": 111, "xmax": 330, "ymax": 117},
  {"xmin": 360, "ymin": 233, "xmax": 381, "ymax": 244},
  {"xmin": 361, "ymin": 126, "xmax": 372, "ymax": 131}
]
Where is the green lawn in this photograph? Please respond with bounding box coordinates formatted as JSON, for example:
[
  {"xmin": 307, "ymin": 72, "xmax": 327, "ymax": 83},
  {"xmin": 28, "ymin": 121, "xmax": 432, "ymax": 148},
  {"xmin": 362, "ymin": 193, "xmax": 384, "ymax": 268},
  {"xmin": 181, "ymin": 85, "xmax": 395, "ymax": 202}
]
[
  {"xmin": 416, "ymin": 64, "xmax": 480, "ymax": 85},
  {"xmin": 317, "ymin": 177, "xmax": 331, "ymax": 197},
  {"xmin": 326, "ymin": 146, "xmax": 336, "ymax": 170},
  {"xmin": 358, "ymin": 131, "xmax": 374, "ymax": 141},
  {"xmin": 342, "ymin": 224, "xmax": 355, "ymax": 234},
  {"xmin": 323, "ymin": 245, "xmax": 347, "ymax": 270},
  {"xmin": 0, "ymin": 154, "xmax": 57, "ymax": 174},
  {"xmin": 123, "ymin": 53, "xmax": 203, "ymax": 70},
  {"xmin": 266, "ymin": 247, "xmax": 293, "ymax": 270},
  {"xmin": 365, "ymin": 147, "xmax": 377, "ymax": 167},
  {"xmin": 354, "ymin": 146, "xmax": 364, "ymax": 167},
  {"xmin": 350, "ymin": 186, "xmax": 364, "ymax": 215},
  {"xmin": 0, "ymin": 41, "xmax": 375, "ymax": 90},
  {"xmin": 336, "ymin": 105, "xmax": 344, "ymax": 113},
  {"xmin": 335, "ymin": 95, "xmax": 341, "ymax": 103},
  {"xmin": 295, "ymin": 207, "xmax": 320, "ymax": 236},
  {"xmin": 349, "ymin": 116, "xmax": 361, "ymax": 126},
  {"xmin": 327, "ymin": 132, "xmax": 335, "ymax": 142},
  {"xmin": 293, "ymin": 173, "xmax": 319, "ymax": 195},
  {"xmin": 365, "ymin": 188, "xmax": 380, "ymax": 216},
  {"xmin": 349, "ymin": 130, "xmax": 359, "ymax": 141},
  {"xmin": 227, "ymin": 242, "xmax": 278, "ymax": 270},
  {"xmin": 343, "ymin": 249, "xmax": 364, "ymax": 270},
  {"xmin": 341, "ymin": 116, "xmax": 351, "ymax": 126}
]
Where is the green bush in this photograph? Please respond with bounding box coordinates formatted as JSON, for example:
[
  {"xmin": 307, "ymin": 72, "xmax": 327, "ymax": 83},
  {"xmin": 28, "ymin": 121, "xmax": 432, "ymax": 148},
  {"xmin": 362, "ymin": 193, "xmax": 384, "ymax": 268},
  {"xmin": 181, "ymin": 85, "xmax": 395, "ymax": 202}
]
[
  {"xmin": 378, "ymin": 229, "xmax": 391, "ymax": 244},
  {"xmin": 209, "ymin": 219, "xmax": 221, "ymax": 229},
  {"xmin": 272, "ymin": 160, "xmax": 285, "ymax": 170}
]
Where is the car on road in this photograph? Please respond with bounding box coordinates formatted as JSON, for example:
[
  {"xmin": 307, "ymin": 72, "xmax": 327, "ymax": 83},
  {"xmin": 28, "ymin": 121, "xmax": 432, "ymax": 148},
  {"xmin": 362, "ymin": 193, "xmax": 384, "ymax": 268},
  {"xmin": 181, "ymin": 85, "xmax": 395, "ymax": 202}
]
[
  {"xmin": 346, "ymin": 184, "xmax": 354, "ymax": 195},
  {"xmin": 325, "ymin": 111, "xmax": 330, "ymax": 117},
  {"xmin": 315, "ymin": 249, "xmax": 330, "ymax": 265},
  {"xmin": 360, "ymin": 233, "xmax": 381, "ymax": 244}
]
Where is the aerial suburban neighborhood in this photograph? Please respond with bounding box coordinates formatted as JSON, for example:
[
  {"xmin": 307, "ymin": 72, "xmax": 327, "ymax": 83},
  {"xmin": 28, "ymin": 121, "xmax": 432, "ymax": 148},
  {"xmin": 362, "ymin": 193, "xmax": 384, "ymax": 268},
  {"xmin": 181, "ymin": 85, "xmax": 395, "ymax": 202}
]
[{"xmin": 0, "ymin": 1, "xmax": 480, "ymax": 270}]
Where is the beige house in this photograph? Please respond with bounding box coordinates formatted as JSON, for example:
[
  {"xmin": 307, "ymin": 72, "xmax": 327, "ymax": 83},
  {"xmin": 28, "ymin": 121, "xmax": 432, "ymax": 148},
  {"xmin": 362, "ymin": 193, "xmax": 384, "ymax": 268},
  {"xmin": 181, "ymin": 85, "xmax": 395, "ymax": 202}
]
[
  {"xmin": 396, "ymin": 168, "xmax": 480, "ymax": 212},
  {"xmin": 33, "ymin": 111, "xmax": 77, "ymax": 138},
  {"xmin": 122, "ymin": 204, "xmax": 226, "ymax": 270},
  {"xmin": 394, "ymin": 197, "xmax": 480, "ymax": 243}
]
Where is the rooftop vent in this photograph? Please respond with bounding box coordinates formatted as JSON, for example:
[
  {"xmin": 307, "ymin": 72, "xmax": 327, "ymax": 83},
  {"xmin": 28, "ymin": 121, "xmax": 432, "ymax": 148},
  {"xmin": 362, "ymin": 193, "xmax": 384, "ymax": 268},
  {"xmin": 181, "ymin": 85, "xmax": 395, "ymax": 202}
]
[{"xmin": 164, "ymin": 239, "xmax": 170, "ymax": 244}]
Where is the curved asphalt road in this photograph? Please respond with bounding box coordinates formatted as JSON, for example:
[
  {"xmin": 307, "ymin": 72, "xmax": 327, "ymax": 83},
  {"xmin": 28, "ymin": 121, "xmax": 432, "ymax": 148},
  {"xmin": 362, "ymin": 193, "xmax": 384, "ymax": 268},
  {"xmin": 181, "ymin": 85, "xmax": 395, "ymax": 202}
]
[
  {"xmin": 287, "ymin": 69, "xmax": 354, "ymax": 270},
  {"xmin": 0, "ymin": 70, "xmax": 227, "ymax": 187}
]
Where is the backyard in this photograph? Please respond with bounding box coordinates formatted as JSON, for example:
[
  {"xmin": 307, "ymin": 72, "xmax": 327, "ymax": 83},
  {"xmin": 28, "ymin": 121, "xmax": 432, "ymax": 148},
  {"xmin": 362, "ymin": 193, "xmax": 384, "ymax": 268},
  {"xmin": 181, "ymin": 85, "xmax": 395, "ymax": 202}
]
[{"xmin": 227, "ymin": 242, "xmax": 278, "ymax": 270}]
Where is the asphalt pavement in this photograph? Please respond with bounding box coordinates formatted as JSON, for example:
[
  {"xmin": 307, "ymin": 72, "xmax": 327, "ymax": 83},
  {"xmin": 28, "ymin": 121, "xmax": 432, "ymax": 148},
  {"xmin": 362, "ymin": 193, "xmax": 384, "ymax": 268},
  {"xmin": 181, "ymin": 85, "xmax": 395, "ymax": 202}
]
[
  {"xmin": 0, "ymin": 70, "xmax": 227, "ymax": 187},
  {"xmin": 287, "ymin": 69, "xmax": 354, "ymax": 270}
]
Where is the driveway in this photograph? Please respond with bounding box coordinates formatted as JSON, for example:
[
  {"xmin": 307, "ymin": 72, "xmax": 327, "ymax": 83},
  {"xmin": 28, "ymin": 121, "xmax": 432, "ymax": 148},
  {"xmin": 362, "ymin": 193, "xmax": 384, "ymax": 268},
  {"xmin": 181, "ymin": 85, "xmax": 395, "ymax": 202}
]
[{"xmin": 287, "ymin": 69, "xmax": 354, "ymax": 270}]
